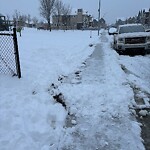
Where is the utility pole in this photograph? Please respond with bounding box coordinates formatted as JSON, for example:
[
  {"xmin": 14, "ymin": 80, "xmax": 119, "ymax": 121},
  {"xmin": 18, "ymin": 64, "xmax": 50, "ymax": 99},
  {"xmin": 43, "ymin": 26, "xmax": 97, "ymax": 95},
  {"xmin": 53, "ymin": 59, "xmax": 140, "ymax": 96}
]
[{"xmin": 98, "ymin": 0, "xmax": 101, "ymax": 36}]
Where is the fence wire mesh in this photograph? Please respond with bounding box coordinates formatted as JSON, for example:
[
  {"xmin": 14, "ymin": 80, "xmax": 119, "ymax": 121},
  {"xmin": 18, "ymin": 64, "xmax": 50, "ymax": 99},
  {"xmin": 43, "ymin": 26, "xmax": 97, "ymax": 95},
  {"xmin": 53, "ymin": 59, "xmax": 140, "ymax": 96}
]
[{"xmin": 0, "ymin": 30, "xmax": 21, "ymax": 77}]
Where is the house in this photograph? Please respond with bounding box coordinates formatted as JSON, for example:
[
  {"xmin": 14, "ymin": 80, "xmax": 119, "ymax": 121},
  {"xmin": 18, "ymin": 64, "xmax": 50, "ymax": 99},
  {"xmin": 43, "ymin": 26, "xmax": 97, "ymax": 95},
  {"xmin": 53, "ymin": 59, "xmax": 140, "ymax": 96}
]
[
  {"xmin": 115, "ymin": 17, "xmax": 126, "ymax": 26},
  {"xmin": 0, "ymin": 15, "xmax": 9, "ymax": 31},
  {"xmin": 52, "ymin": 9, "xmax": 93, "ymax": 30},
  {"xmin": 137, "ymin": 8, "xmax": 150, "ymax": 27},
  {"xmin": 143, "ymin": 9, "xmax": 150, "ymax": 27}
]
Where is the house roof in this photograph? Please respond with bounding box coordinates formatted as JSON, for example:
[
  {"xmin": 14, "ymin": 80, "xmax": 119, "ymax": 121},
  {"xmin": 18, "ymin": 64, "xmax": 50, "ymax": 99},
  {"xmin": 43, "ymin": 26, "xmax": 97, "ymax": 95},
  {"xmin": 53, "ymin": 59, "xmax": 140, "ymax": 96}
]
[{"xmin": 143, "ymin": 8, "xmax": 149, "ymax": 12}]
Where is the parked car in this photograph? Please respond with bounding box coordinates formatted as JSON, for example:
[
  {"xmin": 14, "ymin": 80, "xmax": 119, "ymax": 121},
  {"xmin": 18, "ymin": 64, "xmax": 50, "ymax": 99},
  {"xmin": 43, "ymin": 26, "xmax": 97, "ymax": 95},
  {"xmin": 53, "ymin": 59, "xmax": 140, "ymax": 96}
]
[
  {"xmin": 108, "ymin": 27, "xmax": 117, "ymax": 35},
  {"xmin": 113, "ymin": 24, "xmax": 150, "ymax": 55},
  {"xmin": 146, "ymin": 29, "xmax": 150, "ymax": 32}
]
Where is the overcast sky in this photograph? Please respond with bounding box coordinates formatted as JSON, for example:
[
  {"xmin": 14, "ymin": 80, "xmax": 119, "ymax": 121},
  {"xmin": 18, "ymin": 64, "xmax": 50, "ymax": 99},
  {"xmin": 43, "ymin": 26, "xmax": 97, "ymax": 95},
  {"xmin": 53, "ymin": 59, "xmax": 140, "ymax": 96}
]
[{"xmin": 0, "ymin": 0, "xmax": 150, "ymax": 24}]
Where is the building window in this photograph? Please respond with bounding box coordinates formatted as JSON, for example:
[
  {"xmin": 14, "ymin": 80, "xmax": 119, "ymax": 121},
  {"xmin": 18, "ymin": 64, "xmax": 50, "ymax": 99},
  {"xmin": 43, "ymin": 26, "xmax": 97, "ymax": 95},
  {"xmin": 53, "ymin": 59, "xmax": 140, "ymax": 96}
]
[{"xmin": 78, "ymin": 9, "xmax": 82, "ymax": 13}]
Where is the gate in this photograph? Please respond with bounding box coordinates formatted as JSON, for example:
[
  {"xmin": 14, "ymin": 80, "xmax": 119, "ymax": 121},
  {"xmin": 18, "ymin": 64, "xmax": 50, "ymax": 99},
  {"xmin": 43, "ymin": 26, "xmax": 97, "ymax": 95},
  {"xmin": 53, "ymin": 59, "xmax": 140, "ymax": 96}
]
[{"xmin": 0, "ymin": 28, "xmax": 21, "ymax": 78}]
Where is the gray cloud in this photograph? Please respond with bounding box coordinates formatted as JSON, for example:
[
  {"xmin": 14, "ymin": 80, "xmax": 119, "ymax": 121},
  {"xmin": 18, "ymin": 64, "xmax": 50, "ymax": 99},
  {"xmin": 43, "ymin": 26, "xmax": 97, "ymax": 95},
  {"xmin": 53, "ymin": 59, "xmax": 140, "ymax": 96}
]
[{"xmin": 0, "ymin": 0, "xmax": 149, "ymax": 24}]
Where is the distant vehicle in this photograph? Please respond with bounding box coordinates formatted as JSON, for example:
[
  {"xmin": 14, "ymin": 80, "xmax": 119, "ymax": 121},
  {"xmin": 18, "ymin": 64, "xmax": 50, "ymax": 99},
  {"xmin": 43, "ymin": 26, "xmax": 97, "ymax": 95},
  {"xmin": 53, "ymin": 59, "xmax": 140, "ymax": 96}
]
[
  {"xmin": 146, "ymin": 29, "xmax": 150, "ymax": 32},
  {"xmin": 37, "ymin": 26, "xmax": 45, "ymax": 30},
  {"xmin": 113, "ymin": 24, "xmax": 150, "ymax": 55},
  {"xmin": 0, "ymin": 16, "xmax": 9, "ymax": 31},
  {"xmin": 108, "ymin": 27, "xmax": 117, "ymax": 35}
]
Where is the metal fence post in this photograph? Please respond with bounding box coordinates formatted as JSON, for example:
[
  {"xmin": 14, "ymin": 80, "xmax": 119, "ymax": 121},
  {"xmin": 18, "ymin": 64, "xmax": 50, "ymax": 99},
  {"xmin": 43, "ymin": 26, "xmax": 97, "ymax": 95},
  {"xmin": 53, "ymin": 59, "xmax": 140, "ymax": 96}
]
[{"xmin": 13, "ymin": 28, "xmax": 21, "ymax": 78}]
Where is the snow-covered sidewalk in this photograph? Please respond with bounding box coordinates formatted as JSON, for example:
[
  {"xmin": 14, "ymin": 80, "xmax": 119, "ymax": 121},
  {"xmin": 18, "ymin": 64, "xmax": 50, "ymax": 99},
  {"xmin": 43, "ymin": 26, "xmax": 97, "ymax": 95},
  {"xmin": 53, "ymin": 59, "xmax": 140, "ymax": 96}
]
[{"xmin": 56, "ymin": 31, "xmax": 145, "ymax": 150}]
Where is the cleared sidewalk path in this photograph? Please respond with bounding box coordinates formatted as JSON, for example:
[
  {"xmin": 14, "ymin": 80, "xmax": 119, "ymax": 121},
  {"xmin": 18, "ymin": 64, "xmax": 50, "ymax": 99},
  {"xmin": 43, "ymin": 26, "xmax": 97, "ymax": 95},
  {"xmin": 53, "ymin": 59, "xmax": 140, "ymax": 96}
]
[{"xmin": 58, "ymin": 31, "xmax": 144, "ymax": 150}]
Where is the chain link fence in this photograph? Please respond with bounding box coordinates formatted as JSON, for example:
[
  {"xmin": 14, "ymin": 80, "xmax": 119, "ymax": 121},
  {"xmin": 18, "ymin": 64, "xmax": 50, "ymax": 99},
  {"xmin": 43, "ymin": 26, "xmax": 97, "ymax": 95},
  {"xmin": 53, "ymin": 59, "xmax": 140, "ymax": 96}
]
[{"xmin": 0, "ymin": 28, "xmax": 21, "ymax": 78}]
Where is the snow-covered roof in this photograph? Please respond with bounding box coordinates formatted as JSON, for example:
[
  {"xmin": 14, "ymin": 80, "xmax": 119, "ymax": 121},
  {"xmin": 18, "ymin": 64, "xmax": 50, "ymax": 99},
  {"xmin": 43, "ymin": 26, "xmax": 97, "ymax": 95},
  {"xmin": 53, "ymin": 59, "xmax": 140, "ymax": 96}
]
[
  {"xmin": 119, "ymin": 23, "xmax": 143, "ymax": 27},
  {"xmin": 143, "ymin": 8, "xmax": 149, "ymax": 12},
  {"xmin": 118, "ymin": 32, "xmax": 150, "ymax": 38}
]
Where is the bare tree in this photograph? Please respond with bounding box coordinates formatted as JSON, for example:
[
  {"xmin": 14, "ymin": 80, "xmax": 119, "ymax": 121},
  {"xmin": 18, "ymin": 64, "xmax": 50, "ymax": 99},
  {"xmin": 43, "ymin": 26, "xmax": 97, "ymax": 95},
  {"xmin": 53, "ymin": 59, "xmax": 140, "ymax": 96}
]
[
  {"xmin": 13, "ymin": 10, "xmax": 20, "ymax": 26},
  {"xmin": 62, "ymin": 4, "xmax": 72, "ymax": 30},
  {"xmin": 6, "ymin": 14, "xmax": 10, "ymax": 21},
  {"xmin": 32, "ymin": 17, "xmax": 38, "ymax": 27},
  {"xmin": 22, "ymin": 15, "xmax": 27, "ymax": 25},
  {"xmin": 39, "ymin": 0, "xmax": 55, "ymax": 31},
  {"xmin": 62, "ymin": 4, "xmax": 72, "ymax": 18},
  {"xmin": 12, "ymin": 10, "xmax": 25, "ymax": 28},
  {"xmin": 53, "ymin": 0, "xmax": 63, "ymax": 29},
  {"xmin": 27, "ymin": 14, "xmax": 31, "ymax": 25}
]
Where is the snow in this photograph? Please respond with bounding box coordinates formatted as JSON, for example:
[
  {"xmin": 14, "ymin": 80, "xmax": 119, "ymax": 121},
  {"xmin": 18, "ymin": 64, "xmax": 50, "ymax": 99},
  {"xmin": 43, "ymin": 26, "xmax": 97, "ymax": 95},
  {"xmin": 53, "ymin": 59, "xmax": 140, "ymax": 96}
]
[
  {"xmin": 119, "ymin": 24, "xmax": 143, "ymax": 27},
  {"xmin": 119, "ymin": 53, "xmax": 150, "ymax": 110},
  {"xmin": 142, "ymin": 8, "xmax": 149, "ymax": 12},
  {"xmin": 139, "ymin": 110, "xmax": 148, "ymax": 117},
  {"xmin": 0, "ymin": 28, "xmax": 148, "ymax": 149},
  {"xmin": 108, "ymin": 27, "xmax": 117, "ymax": 33},
  {"xmin": 118, "ymin": 32, "xmax": 150, "ymax": 38},
  {"xmin": 119, "ymin": 55, "xmax": 150, "ymax": 92}
]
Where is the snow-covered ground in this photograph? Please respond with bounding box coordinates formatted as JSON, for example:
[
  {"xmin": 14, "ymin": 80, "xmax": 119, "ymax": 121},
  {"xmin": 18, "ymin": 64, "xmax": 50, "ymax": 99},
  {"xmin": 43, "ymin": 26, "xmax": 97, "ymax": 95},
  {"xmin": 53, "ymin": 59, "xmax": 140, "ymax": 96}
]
[{"xmin": 0, "ymin": 28, "xmax": 149, "ymax": 150}]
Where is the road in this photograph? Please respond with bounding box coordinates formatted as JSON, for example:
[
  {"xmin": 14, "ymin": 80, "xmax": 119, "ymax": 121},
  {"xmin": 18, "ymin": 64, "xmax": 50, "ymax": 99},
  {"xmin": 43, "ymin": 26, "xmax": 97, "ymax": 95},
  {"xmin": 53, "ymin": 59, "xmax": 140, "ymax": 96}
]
[{"xmin": 119, "ymin": 52, "xmax": 150, "ymax": 150}]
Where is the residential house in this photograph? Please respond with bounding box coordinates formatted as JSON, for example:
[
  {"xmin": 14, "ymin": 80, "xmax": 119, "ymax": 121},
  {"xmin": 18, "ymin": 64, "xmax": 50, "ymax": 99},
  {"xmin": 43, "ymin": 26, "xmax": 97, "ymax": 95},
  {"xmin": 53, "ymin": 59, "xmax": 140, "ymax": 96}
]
[
  {"xmin": 137, "ymin": 9, "xmax": 150, "ymax": 27},
  {"xmin": 52, "ymin": 9, "xmax": 92, "ymax": 30},
  {"xmin": 0, "ymin": 15, "xmax": 9, "ymax": 31},
  {"xmin": 115, "ymin": 17, "xmax": 126, "ymax": 27},
  {"xmin": 143, "ymin": 9, "xmax": 150, "ymax": 27}
]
